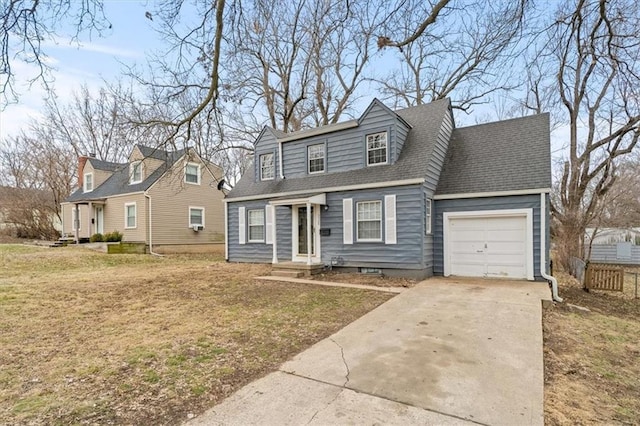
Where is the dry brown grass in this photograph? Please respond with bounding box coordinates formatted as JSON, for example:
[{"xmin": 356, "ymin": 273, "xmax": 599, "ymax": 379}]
[
  {"xmin": 0, "ymin": 245, "xmax": 392, "ymax": 425},
  {"xmin": 544, "ymin": 271, "xmax": 640, "ymax": 425}
]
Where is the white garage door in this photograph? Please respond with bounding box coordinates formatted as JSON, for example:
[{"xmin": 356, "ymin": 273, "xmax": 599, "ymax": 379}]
[{"xmin": 447, "ymin": 214, "xmax": 528, "ymax": 279}]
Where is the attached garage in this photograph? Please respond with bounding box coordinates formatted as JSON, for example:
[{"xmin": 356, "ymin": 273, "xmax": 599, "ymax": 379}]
[{"xmin": 443, "ymin": 209, "xmax": 534, "ymax": 280}]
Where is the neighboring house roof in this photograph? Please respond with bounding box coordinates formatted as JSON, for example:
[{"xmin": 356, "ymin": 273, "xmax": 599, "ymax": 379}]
[
  {"xmin": 89, "ymin": 158, "xmax": 121, "ymax": 172},
  {"xmin": 64, "ymin": 146, "xmax": 187, "ymax": 203},
  {"xmin": 226, "ymin": 98, "xmax": 451, "ymax": 199},
  {"xmin": 436, "ymin": 113, "xmax": 551, "ymax": 195}
]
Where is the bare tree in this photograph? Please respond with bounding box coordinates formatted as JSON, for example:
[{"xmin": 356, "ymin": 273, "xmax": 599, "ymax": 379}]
[
  {"xmin": 0, "ymin": 0, "xmax": 110, "ymax": 106},
  {"xmin": 375, "ymin": 0, "xmax": 527, "ymax": 111},
  {"xmin": 0, "ymin": 131, "xmax": 75, "ymax": 238},
  {"xmin": 539, "ymin": 0, "xmax": 640, "ymax": 268}
]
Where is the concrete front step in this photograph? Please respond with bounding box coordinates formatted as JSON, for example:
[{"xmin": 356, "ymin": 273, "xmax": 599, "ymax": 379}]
[{"xmin": 271, "ymin": 270, "xmax": 305, "ymax": 278}]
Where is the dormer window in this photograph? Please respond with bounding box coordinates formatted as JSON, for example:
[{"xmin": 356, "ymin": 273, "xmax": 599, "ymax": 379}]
[
  {"xmin": 83, "ymin": 173, "xmax": 93, "ymax": 192},
  {"xmin": 185, "ymin": 162, "xmax": 201, "ymax": 185},
  {"xmin": 260, "ymin": 153, "xmax": 275, "ymax": 180},
  {"xmin": 130, "ymin": 161, "xmax": 143, "ymax": 184},
  {"xmin": 308, "ymin": 144, "xmax": 325, "ymax": 174},
  {"xmin": 366, "ymin": 132, "xmax": 388, "ymax": 166}
]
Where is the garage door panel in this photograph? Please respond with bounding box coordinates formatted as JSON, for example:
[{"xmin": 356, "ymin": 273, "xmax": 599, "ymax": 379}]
[{"xmin": 448, "ymin": 214, "xmax": 528, "ymax": 279}]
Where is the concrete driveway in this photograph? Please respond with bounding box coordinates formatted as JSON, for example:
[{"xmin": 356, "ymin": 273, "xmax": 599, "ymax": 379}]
[{"xmin": 189, "ymin": 277, "xmax": 551, "ymax": 426}]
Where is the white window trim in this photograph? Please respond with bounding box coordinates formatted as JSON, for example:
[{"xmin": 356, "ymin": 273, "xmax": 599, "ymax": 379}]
[
  {"xmin": 83, "ymin": 173, "xmax": 94, "ymax": 193},
  {"xmin": 248, "ymin": 208, "xmax": 266, "ymax": 243},
  {"xmin": 425, "ymin": 198, "xmax": 432, "ymax": 235},
  {"xmin": 130, "ymin": 161, "xmax": 143, "ymax": 184},
  {"xmin": 189, "ymin": 206, "xmax": 205, "ymax": 228},
  {"xmin": 184, "ymin": 162, "xmax": 201, "ymax": 185},
  {"xmin": 356, "ymin": 200, "xmax": 383, "ymax": 242},
  {"xmin": 307, "ymin": 143, "xmax": 325, "ymax": 174},
  {"xmin": 124, "ymin": 202, "xmax": 137, "ymax": 229},
  {"xmin": 260, "ymin": 153, "xmax": 275, "ymax": 181},
  {"xmin": 366, "ymin": 131, "xmax": 388, "ymax": 166}
]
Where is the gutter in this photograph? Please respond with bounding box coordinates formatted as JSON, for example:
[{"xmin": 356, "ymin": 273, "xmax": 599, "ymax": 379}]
[
  {"xmin": 144, "ymin": 192, "xmax": 163, "ymax": 257},
  {"xmin": 540, "ymin": 192, "xmax": 562, "ymax": 302}
]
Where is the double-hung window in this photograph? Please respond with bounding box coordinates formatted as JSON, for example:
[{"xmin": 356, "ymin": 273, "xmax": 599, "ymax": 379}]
[
  {"xmin": 189, "ymin": 207, "xmax": 204, "ymax": 228},
  {"xmin": 308, "ymin": 144, "xmax": 325, "ymax": 174},
  {"xmin": 130, "ymin": 161, "xmax": 143, "ymax": 184},
  {"xmin": 83, "ymin": 173, "xmax": 93, "ymax": 192},
  {"xmin": 248, "ymin": 209, "xmax": 265, "ymax": 242},
  {"xmin": 125, "ymin": 203, "xmax": 137, "ymax": 229},
  {"xmin": 357, "ymin": 200, "xmax": 382, "ymax": 241},
  {"xmin": 366, "ymin": 132, "xmax": 387, "ymax": 166},
  {"xmin": 185, "ymin": 163, "xmax": 200, "ymax": 185},
  {"xmin": 260, "ymin": 153, "xmax": 274, "ymax": 180}
]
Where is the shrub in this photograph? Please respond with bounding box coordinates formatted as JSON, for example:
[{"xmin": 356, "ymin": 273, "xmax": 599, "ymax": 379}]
[
  {"xmin": 104, "ymin": 231, "xmax": 123, "ymax": 242},
  {"xmin": 89, "ymin": 233, "xmax": 104, "ymax": 243}
]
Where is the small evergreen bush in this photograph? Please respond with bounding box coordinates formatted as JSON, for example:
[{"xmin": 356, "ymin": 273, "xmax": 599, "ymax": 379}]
[
  {"xmin": 104, "ymin": 231, "xmax": 123, "ymax": 242},
  {"xmin": 90, "ymin": 233, "xmax": 104, "ymax": 243}
]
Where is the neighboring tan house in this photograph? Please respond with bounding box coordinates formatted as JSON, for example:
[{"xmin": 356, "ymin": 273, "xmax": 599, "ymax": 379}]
[
  {"xmin": 224, "ymin": 98, "xmax": 553, "ymax": 280},
  {"xmin": 61, "ymin": 145, "xmax": 225, "ymax": 253}
]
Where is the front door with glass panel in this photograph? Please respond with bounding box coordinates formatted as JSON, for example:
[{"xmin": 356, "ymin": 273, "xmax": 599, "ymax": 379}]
[
  {"xmin": 95, "ymin": 206, "xmax": 104, "ymax": 234},
  {"xmin": 293, "ymin": 205, "xmax": 320, "ymax": 262}
]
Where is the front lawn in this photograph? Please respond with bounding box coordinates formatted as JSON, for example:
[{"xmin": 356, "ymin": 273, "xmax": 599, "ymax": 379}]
[
  {"xmin": 0, "ymin": 245, "xmax": 392, "ymax": 425},
  {"xmin": 544, "ymin": 271, "xmax": 640, "ymax": 424}
]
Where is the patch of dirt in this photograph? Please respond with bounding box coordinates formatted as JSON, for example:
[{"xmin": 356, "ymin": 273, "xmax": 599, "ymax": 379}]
[
  {"xmin": 544, "ymin": 271, "xmax": 640, "ymax": 425},
  {"xmin": 312, "ymin": 271, "xmax": 418, "ymax": 288},
  {"xmin": 0, "ymin": 246, "xmax": 393, "ymax": 425}
]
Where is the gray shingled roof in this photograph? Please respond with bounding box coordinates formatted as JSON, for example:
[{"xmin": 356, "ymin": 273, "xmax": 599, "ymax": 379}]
[
  {"xmin": 64, "ymin": 146, "xmax": 186, "ymax": 203},
  {"xmin": 89, "ymin": 158, "xmax": 121, "ymax": 172},
  {"xmin": 435, "ymin": 113, "xmax": 551, "ymax": 195},
  {"xmin": 226, "ymin": 98, "xmax": 451, "ymax": 199}
]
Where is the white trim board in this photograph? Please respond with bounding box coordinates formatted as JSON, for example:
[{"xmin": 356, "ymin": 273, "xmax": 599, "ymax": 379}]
[
  {"xmin": 443, "ymin": 208, "xmax": 534, "ymax": 281},
  {"xmin": 434, "ymin": 188, "xmax": 550, "ymax": 200},
  {"xmin": 224, "ymin": 178, "xmax": 424, "ymax": 203}
]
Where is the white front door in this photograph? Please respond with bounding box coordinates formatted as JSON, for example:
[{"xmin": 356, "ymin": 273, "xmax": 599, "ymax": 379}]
[
  {"xmin": 95, "ymin": 206, "xmax": 104, "ymax": 234},
  {"xmin": 292, "ymin": 205, "xmax": 321, "ymax": 262}
]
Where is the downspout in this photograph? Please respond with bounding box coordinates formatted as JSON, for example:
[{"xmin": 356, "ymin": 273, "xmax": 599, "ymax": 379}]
[
  {"xmin": 540, "ymin": 192, "xmax": 563, "ymax": 302},
  {"xmin": 144, "ymin": 192, "xmax": 163, "ymax": 257},
  {"xmin": 74, "ymin": 204, "xmax": 79, "ymax": 243}
]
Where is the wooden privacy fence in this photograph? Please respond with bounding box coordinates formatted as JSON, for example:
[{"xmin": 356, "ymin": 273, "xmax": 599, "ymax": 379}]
[{"xmin": 585, "ymin": 263, "xmax": 625, "ymax": 292}]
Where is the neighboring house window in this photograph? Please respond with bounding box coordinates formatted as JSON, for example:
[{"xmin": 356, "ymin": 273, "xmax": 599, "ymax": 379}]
[
  {"xmin": 357, "ymin": 200, "xmax": 382, "ymax": 241},
  {"xmin": 189, "ymin": 207, "xmax": 205, "ymax": 227},
  {"xmin": 72, "ymin": 208, "xmax": 80, "ymax": 231},
  {"xmin": 425, "ymin": 198, "xmax": 432, "ymax": 234},
  {"xmin": 130, "ymin": 161, "xmax": 143, "ymax": 184},
  {"xmin": 185, "ymin": 162, "xmax": 201, "ymax": 185},
  {"xmin": 366, "ymin": 132, "xmax": 388, "ymax": 166},
  {"xmin": 248, "ymin": 209, "xmax": 265, "ymax": 242},
  {"xmin": 125, "ymin": 203, "xmax": 137, "ymax": 229},
  {"xmin": 260, "ymin": 153, "xmax": 275, "ymax": 180},
  {"xmin": 83, "ymin": 173, "xmax": 93, "ymax": 192},
  {"xmin": 308, "ymin": 144, "xmax": 325, "ymax": 174}
]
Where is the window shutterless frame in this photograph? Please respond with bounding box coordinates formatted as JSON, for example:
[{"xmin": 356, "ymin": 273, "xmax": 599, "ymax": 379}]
[
  {"xmin": 185, "ymin": 162, "xmax": 201, "ymax": 185},
  {"xmin": 366, "ymin": 132, "xmax": 388, "ymax": 166}
]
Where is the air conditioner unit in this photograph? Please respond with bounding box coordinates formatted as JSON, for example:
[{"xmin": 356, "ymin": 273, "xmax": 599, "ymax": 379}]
[{"xmin": 191, "ymin": 224, "xmax": 203, "ymax": 231}]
